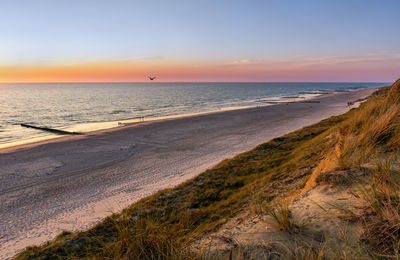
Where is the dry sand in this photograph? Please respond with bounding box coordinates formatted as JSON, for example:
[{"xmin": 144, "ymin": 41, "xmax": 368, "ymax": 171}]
[{"xmin": 0, "ymin": 88, "xmax": 375, "ymax": 259}]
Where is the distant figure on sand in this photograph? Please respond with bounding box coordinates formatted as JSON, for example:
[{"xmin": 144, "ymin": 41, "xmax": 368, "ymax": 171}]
[{"xmin": 148, "ymin": 76, "xmax": 156, "ymax": 81}]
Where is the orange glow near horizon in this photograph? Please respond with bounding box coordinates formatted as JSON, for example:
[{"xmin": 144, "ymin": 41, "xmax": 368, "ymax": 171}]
[{"xmin": 1, "ymin": 56, "xmax": 399, "ymax": 83}]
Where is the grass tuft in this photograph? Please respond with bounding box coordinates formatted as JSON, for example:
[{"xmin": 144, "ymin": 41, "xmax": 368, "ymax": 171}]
[{"xmin": 266, "ymin": 200, "xmax": 308, "ymax": 233}]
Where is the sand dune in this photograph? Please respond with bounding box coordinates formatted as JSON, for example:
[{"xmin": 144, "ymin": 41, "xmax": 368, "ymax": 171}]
[{"xmin": 0, "ymin": 88, "xmax": 375, "ymax": 259}]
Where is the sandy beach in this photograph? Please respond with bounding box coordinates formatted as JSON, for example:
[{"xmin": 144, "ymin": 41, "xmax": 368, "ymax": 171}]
[{"xmin": 0, "ymin": 88, "xmax": 376, "ymax": 259}]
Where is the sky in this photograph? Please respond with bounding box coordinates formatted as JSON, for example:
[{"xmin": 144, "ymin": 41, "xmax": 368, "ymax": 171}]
[{"xmin": 0, "ymin": 0, "xmax": 399, "ymax": 82}]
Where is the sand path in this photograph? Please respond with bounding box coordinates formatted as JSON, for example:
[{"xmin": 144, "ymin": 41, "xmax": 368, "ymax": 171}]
[{"xmin": 0, "ymin": 88, "xmax": 375, "ymax": 259}]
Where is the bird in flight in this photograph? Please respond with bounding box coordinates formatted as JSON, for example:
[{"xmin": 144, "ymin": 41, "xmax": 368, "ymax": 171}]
[{"xmin": 148, "ymin": 76, "xmax": 156, "ymax": 81}]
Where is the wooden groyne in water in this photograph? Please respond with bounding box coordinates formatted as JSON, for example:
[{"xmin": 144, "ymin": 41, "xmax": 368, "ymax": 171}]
[{"xmin": 20, "ymin": 124, "xmax": 82, "ymax": 135}]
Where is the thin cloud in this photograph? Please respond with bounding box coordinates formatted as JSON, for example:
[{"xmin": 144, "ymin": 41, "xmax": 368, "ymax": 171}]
[
  {"xmin": 111, "ymin": 55, "xmax": 165, "ymax": 63},
  {"xmin": 222, "ymin": 52, "xmax": 400, "ymax": 69}
]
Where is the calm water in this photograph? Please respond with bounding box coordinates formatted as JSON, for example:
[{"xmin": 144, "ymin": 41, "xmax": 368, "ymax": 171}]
[{"xmin": 0, "ymin": 82, "xmax": 385, "ymax": 146}]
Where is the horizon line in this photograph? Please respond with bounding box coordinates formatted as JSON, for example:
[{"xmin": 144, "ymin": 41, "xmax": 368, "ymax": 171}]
[{"xmin": 0, "ymin": 81, "xmax": 391, "ymax": 84}]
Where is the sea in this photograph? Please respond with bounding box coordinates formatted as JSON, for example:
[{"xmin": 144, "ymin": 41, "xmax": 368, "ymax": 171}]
[{"xmin": 0, "ymin": 82, "xmax": 386, "ymax": 148}]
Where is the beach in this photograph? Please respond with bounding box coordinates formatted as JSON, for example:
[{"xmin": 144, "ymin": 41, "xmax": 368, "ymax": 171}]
[{"xmin": 0, "ymin": 87, "xmax": 376, "ymax": 259}]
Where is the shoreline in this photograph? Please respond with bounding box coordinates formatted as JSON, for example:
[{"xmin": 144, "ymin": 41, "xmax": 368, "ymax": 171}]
[
  {"xmin": 0, "ymin": 88, "xmax": 363, "ymax": 152},
  {"xmin": 0, "ymin": 87, "xmax": 378, "ymax": 259}
]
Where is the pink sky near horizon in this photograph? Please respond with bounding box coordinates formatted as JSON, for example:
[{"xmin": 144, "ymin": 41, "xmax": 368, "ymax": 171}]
[{"xmin": 1, "ymin": 53, "xmax": 398, "ymax": 83}]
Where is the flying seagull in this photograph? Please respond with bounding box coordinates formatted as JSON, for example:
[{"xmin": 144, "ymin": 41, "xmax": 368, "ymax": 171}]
[{"xmin": 148, "ymin": 76, "xmax": 156, "ymax": 81}]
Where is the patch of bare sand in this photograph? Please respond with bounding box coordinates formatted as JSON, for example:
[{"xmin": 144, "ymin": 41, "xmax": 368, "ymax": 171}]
[{"xmin": 192, "ymin": 149, "xmax": 370, "ymax": 259}]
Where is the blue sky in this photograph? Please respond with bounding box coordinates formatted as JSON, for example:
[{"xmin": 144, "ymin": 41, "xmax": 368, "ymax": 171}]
[{"xmin": 0, "ymin": 0, "xmax": 399, "ymax": 82}]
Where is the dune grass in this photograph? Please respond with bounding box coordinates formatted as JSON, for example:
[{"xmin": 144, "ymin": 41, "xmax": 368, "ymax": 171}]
[
  {"xmin": 358, "ymin": 158, "xmax": 400, "ymax": 258},
  {"xmin": 15, "ymin": 79, "xmax": 400, "ymax": 259},
  {"xmin": 265, "ymin": 200, "xmax": 308, "ymax": 234}
]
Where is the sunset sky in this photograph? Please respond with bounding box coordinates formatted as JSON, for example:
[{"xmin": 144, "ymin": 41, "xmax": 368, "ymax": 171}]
[{"xmin": 0, "ymin": 0, "xmax": 399, "ymax": 82}]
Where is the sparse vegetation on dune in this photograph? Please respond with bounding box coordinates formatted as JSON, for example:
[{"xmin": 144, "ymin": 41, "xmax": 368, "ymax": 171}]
[
  {"xmin": 265, "ymin": 200, "xmax": 308, "ymax": 234},
  {"xmin": 16, "ymin": 79, "xmax": 400, "ymax": 259},
  {"xmin": 355, "ymin": 158, "xmax": 400, "ymax": 258}
]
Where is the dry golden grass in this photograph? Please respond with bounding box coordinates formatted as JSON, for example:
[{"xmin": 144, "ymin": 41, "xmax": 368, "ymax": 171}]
[
  {"xmin": 266, "ymin": 200, "xmax": 308, "ymax": 234},
  {"xmin": 359, "ymin": 159, "xmax": 400, "ymax": 258},
  {"xmin": 337, "ymin": 79, "xmax": 400, "ymax": 167}
]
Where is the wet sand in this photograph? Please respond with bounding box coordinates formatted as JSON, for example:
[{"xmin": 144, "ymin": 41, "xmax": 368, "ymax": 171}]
[{"xmin": 0, "ymin": 88, "xmax": 376, "ymax": 259}]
